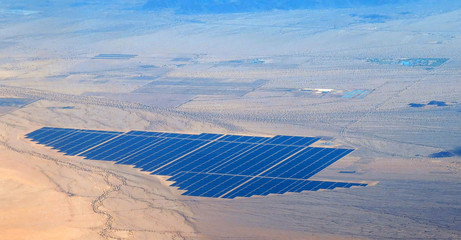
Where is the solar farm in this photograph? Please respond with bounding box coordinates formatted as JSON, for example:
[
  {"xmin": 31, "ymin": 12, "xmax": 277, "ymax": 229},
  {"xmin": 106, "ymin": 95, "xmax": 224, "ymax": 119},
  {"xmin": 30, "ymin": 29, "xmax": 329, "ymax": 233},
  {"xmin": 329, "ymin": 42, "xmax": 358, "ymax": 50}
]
[{"xmin": 26, "ymin": 127, "xmax": 366, "ymax": 199}]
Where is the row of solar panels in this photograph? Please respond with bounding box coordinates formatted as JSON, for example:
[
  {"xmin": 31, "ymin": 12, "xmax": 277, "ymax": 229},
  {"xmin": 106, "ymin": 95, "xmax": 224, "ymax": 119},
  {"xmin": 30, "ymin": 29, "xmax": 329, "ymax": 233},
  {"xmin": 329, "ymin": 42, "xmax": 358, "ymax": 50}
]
[
  {"xmin": 170, "ymin": 172, "xmax": 366, "ymax": 199},
  {"xmin": 26, "ymin": 127, "xmax": 366, "ymax": 198},
  {"xmin": 26, "ymin": 127, "xmax": 349, "ymax": 179},
  {"xmin": 27, "ymin": 127, "xmax": 320, "ymax": 147}
]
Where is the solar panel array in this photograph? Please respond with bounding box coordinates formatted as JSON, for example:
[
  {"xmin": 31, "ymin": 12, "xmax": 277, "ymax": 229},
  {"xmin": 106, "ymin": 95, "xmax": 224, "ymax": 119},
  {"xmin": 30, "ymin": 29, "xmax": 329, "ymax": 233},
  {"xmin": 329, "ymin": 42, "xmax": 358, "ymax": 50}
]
[{"xmin": 26, "ymin": 127, "xmax": 367, "ymax": 198}]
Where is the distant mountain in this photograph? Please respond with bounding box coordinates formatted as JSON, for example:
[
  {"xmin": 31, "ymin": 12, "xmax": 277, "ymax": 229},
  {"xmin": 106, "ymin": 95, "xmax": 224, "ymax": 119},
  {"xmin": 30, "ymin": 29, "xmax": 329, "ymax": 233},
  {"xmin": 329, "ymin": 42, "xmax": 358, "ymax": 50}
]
[{"xmin": 143, "ymin": 0, "xmax": 412, "ymax": 13}]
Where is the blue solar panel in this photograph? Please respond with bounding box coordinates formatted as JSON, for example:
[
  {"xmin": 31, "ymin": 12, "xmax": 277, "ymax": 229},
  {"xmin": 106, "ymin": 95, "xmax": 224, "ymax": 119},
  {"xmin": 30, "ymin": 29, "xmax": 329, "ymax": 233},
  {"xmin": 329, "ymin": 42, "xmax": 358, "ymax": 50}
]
[
  {"xmin": 197, "ymin": 133, "xmax": 224, "ymax": 140},
  {"xmin": 81, "ymin": 134, "xmax": 136, "ymax": 159},
  {"xmin": 221, "ymin": 177, "xmax": 272, "ymax": 198},
  {"xmin": 141, "ymin": 140, "xmax": 207, "ymax": 171},
  {"xmin": 65, "ymin": 133, "xmax": 119, "ymax": 156},
  {"xmin": 26, "ymin": 127, "xmax": 367, "ymax": 199},
  {"xmin": 25, "ymin": 128, "xmax": 49, "ymax": 138},
  {"xmin": 218, "ymin": 135, "xmax": 244, "ymax": 142},
  {"xmin": 116, "ymin": 137, "xmax": 171, "ymax": 163},
  {"xmin": 213, "ymin": 145, "xmax": 302, "ymax": 176},
  {"xmin": 259, "ymin": 147, "xmax": 353, "ymax": 179},
  {"xmin": 28, "ymin": 129, "xmax": 66, "ymax": 143},
  {"xmin": 263, "ymin": 135, "xmax": 320, "ymax": 146},
  {"xmin": 127, "ymin": 131, "xmax": 163, "ymax": 137},
  {"xmin": 38, "ymin": 130, "xmax": 80, "ymax": 145},
  {"xmin": 218, "ymin": 135, "xmax": 271, "ymax": 144}
]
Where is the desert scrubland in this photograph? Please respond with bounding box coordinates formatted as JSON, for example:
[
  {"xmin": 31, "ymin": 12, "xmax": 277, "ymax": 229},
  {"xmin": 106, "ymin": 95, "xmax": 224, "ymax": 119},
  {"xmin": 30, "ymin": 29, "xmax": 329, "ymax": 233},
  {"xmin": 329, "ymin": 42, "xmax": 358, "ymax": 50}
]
[{"xmin": 0, "ymin": 1, "xmax": 460, "ymax": 239}]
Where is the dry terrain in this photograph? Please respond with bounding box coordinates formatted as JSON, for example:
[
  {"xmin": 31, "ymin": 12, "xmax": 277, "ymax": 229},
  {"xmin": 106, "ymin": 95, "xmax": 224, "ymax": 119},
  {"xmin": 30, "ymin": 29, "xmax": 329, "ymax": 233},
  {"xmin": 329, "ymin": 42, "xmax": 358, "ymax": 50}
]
[{"xmin": 0, "ymin": 1, "xmax": 460, "ymax": 239}]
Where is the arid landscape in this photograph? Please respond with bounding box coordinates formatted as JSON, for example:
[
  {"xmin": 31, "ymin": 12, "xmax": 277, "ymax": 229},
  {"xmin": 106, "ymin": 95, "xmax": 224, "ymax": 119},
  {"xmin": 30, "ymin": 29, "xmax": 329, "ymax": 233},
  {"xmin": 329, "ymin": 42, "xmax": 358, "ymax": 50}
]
[{"xmin": 0, "ymin": 1, "xmax": 460, "ymax": 239}]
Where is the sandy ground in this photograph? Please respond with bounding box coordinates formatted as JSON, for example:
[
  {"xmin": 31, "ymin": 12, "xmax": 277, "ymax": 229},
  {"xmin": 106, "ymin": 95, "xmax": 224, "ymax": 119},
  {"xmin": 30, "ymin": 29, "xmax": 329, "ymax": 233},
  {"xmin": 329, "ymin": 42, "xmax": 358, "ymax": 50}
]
[
  {"xmin": 0, "ymin": 115, "xmax": 199, "ymax": 240},
  {"xmin": 0, "ymin": 1, "xmax": 460, "ymax": 239},
  {"xmin": 0, "ymin": 148, "xmax": 104, "ymax": 239},
  {"xmin": 0, "ymin": 102, "xmax": 361, "ymax": 240}
]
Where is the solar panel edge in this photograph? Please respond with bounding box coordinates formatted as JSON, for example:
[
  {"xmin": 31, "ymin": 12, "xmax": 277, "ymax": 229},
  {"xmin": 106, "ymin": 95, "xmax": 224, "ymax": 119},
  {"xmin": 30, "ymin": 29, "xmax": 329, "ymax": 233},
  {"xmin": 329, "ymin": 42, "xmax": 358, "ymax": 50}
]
[{"xmin": 25, "ymin": 127, "xmax": 367, "ymax": 199}]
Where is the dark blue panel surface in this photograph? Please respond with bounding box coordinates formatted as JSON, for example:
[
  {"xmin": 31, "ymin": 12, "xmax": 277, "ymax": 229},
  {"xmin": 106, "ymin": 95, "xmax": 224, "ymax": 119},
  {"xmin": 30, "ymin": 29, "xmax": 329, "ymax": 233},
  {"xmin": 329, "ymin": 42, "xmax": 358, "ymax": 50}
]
[
  {"xmin": 197, "ymin": 133, "xmax": 224, "ymax": 140},
  {"xmin": 151, "ymin": 141, "xmax": 235, "ymax": 175},
  {"xmin": 29, "ymin": 129, "xmax": 70, "ymax": 143},
  {"xmin": 25, "ymin": 127, "xmax": 366, "ymax": 199},
  {"xmin": 222, "ymin": 178, "xmax": 365, "ymax": 199},
  {"xmin": 65, "ymin": 133, "xmax": 118, "ymax": 155},
  {"xmin": 25, "ymin": 128, "xmax": 50, "ymax": 139},
  {"xmin": 174, "ymin": 174, "xmax": 244, "ymax": 198},
  {"xmin": 263, "ymin": 135, "xmax": 320, "ymax": 146},
  {"xmin": 141, "ymin": 139, "xmax": 208, "ymax": 171},
  {"xmin": 81, "ymin": 135, "xmax": 137, "ymax": 159},
  {"xmin": 38, "ymin": 130, "xmax": 80, "ymax": 145},
  {"xmin": 115, "ymin": 137, "xmax": 171, "ymax": 163},
  {"xmin": 221, "ymin": 177, "xmax": 272, "ymax": 198},
  {"xmin": 260, "ymin": 148, "xmax": 353, "ymax": 179}
]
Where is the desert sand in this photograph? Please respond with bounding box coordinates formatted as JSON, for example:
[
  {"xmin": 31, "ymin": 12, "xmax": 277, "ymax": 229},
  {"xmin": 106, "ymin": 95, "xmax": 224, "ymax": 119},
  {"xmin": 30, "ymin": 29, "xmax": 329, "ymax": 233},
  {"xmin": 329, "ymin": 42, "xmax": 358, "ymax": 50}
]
[
  {"xmin": 0, "ymin": 117, "xmax": 199, "ymax": 240},
  {"xmin": 1, "ymin": 1, "xmax": 460, "ymax": 239}
]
